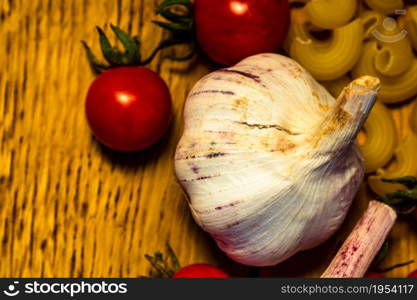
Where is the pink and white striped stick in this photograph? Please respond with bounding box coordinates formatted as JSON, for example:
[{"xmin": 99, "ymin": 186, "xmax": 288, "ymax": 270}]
[{"xmin": 321, "ymin": 200, "xmax": 397, "ymax": 278}]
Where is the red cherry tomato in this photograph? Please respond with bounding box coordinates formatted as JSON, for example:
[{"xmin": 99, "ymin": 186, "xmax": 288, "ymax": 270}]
[
  {"xmin": 364, "ymin": 272, "xmax": 385, "ymax": 278},
  {"xmin": 408, "ymin": 270, "xmax": 417, "ymax": 278},
  {"xmin": 194, "ymin": 0, "xmax": 290, "ymax": 66},
  {"xmin": 172, "ymin": 264, "xmax": 230, "ymax": 278},
  {"xmin": 85, "ymin": 67, "xmax": 172, "ymax": 151}
]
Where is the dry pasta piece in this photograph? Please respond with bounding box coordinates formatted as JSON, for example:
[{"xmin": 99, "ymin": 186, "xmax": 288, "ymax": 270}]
[
  {"xmin": 373, "ymin": 39, "xmax": 413, "ymax": 77},
  {"xmin": 352, "ymin": 40, "xmax": 417, "ymax": 103},
  {"xmin": 368, "ymin": 133, "xmax": 417, "ymax": 196},
  {"xmin": 359, "ymin": 101, "xmax": 397, "ymax": 173},
  {"xmin": 404, "ymin": 6, "xmax": 417, "ymax": 52},
  {"xmin": 304, "ymin": 0, "xmax": 357, "ymax": 29},
  {"xmin": 289, "ymin": 18, "xmax": 363, "ymax": 81},
  {"xmin": 284, "ymin": 8, "xmax": 309, "ymax": 54},
  {"xmin": 357, "ymin": 0, "xmax": 370, "ymax": 16},
  {"xmin": 364, "ymin": 0, "xmax": 404, "ymax": 14},
  {"xmin": 360, "ymin": 9, "xmax": 386, "ymax": 40},
  {"xmin": 411, "ymin": 101, "xmax": 417, "ymax": 133},
  {"xmin": 359, "ymin": 10, "xmax": 413, "ymax": 77}
]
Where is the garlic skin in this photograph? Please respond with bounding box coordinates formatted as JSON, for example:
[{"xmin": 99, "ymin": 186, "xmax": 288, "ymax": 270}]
[{"xmin": 175, "ymin": 54, "xmax": 380, "ymax": 266}]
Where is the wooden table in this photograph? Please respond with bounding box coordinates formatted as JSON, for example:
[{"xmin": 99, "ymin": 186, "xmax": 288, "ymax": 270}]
[{"xmin": 1, "ymin": 0, "xmax": 416, "ymax": 277}]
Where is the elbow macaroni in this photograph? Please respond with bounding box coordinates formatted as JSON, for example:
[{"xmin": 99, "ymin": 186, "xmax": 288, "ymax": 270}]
[
  {"xmin": 287, "ymin": 1, "xmax": 417, "ymax": 104},
  {"xmin": 358, "ymin": 10, "xmax": 414, "ymax": 77},
  {"xmin": 289, "ymin": 18, "xmax": 363, "ymax": 81},
  {"xmin": 411, "ymin": 102, "xmax": 417, "ymax": 133},
  {"xmin": 359, "ymin": 101, "xmax": 397, "ymax": 173},
  {"xmin": 373, "ymin": 37, "xmax": 413, "ymax": 77},
  {"xmin": 368, "ymin": 133, "xmax": 417, "ymax": 196},
  {"xmin": 404, "ymin": 6, "xmax": 417, "ymax": 52},
  {"xmin": 360, "ymin": 10, "xmax": 385, "ymax": 39},
  {"xmin": 304, "ymin": 0, "xmax": 357, "ymax": 29},
  {"xmin": 284, "ymin": 8, "xmax": 309, "ymax": 54},
  {"xmin": 364, "ymin": 0, "xmax": 404, "ymax": 14},
  {"xmin": 352, "ymin": 41, "xmax": 417, "ymax": 103}
]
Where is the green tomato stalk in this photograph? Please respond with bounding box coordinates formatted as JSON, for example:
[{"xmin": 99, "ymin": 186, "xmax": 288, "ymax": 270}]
[{"xmin": 82, "ymin": 0, "xmax": 195, "ymax": 75}]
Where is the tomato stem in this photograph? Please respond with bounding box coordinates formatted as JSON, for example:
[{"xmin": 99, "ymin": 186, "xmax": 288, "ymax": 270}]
[
  {"xmin": 369, "ymin": 240, "xmax": 415, "ymax": 273},
  {"xmin": 83, "ymin": 0, "xmax": 195, "ymax": 74},
  {"xmin": 144, "ymin": 243, "xmax": 181, "ymax": 277},
  {"xmin": 378, "ymin": 176, "xmax": 417, "ymax": 214},
  {"xmin": 82, "ymin": 25, "xmax": 146, "ymax": 74},
  {"xmin": 148, "ymin": 0, "xmax": 196, "ymax": 62},
  {"xmin": 373, "ymin": 260, "xmax": 415, "ymax": 273},
  {"xmin": 81, "ymin": 41, "xmax": 109, "ymax": 74}
]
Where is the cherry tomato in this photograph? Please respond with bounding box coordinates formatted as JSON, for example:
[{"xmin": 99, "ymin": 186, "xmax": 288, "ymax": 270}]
[
  {"xmin": 364, "ymin": 272, "xmax": 385, "ymax": 278},
  {"xmin": 408, "ymin": 270, "xmax": 417, "ymax": 278},
  {"xmin": 193, "ymin": 0, "xmax": 290, "ymax": 66},
  {"xmin": 85, "ymin": 67, "xmax": 172, "ymax": 151},
  {"xmin": 172, "ymin": 264, "xmax": 230, "ymax": 278}
]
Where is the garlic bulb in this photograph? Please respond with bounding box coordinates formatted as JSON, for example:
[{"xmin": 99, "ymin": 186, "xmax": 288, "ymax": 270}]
[{"xmin": 175, "ymin": 53, "xmax": 379, "ymax": 266}]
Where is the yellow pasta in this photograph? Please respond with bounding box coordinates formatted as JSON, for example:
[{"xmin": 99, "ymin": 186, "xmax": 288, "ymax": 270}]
[
  {"xmin": 411, "ymin": 101, "xmax": 417, "ymax": 133},
  {"xmin": 289, "ymin": 18, "xmax": 363, "ymax": 81},
  {"xmin": 357, "ymin": 0, "xmax": 370, "ymax": 16},
  {"xmin": 352, "ymin": 40, "xmax": 417, "ymax": 103},
  {"xmin": 359, "ymin": 101, "xmax": 397, "ymax": 173},
  {"xmin": 368, "ymin": 133, "xmax": 417, "ymax": 196},
  {"xmin": 373, "ymin": 39, "xmax": 413, "ymax": 77},
  {"xmin": 285, "ymin": 8, "xmax": 334, "ymax": 58},
  {"xmin": 364, "ymin": 0, "xmax": 404, "ymax": 14},
  {"xmin": 284, "ymin": 8, "xmax": 309, "ymax": 54},
  {"xmin": 358, "ymin": 11, "xmax": 413, "ymax": 76},
  {"xmin": 404, "ymin": 6, "xmax": 417, "ymax": 52},
  {"xmin": 359, "ymin": 10, "xmax": 385, "ymax": 40},
  {"xmin": 320, "ymin": 75, "xmax": 351, "ymax": 98},
  {"xmin": 304, "ymin": 0, "xmax": 357, "ymax": 29},
  {"xmin": 287, "ymin": 1, "xmax": 417, "ymax": 105}
]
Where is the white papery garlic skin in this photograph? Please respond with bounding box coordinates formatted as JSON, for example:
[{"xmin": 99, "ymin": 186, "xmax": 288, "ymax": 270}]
[{"xmin": 175, "ymin": 53, "xmax": 380, "ymax": 266}]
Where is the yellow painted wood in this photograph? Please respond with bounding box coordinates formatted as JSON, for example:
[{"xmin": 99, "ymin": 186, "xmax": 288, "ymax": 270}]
[{"xmin": 0, "ymin": 0, "xmax": 416, "ymax": 278}]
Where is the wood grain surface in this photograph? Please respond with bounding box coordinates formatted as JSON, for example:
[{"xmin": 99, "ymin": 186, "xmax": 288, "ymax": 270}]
[{"xmin": 0, "ymin": 0, "xmax": 416, "ymax": 278}]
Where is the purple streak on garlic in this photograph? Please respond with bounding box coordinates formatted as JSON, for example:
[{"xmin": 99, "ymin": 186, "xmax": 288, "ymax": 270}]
[
  {"xmin": 321, "ymin": 201, "xmax": 397, "ymax": 278},
  {"xmin": 175, "ymin": 53, "xmax": 380, "ymax": 266}
]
